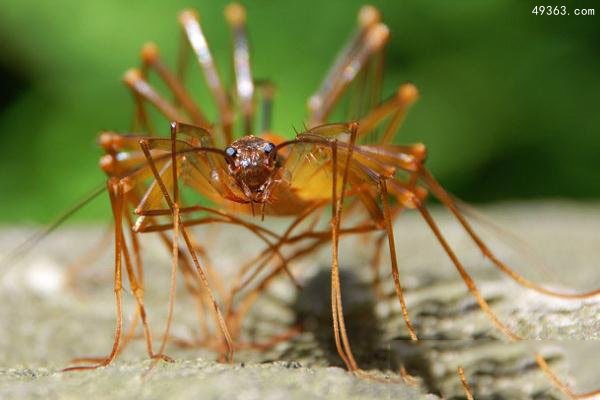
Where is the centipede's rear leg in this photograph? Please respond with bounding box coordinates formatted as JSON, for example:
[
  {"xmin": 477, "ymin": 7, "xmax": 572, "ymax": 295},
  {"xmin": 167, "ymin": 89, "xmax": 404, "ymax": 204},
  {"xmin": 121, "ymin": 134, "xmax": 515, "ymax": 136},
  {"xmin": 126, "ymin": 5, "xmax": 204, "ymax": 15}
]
[
  {"xmin": 413, "ymin": 167, "xmax": 600, "ymax": 398},
  {"xmin": 420, "ymin": 167, "xmax": 600, "ymax": 300},
  {"xmin": 308, "ymin": 6, "xmax": 386, "ymax": 127},
  {"xmin": 178, "ymin": 9, "xmax": 234, "ymax": 143},
  {"xmin": 368, "ymin": 150, "xmax": 598, "ymax": 397}
]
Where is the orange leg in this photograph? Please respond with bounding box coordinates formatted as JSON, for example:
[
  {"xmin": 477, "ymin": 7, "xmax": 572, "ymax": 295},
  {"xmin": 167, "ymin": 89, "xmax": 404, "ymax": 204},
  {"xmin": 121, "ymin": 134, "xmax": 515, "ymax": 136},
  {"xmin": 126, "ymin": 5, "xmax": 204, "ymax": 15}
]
[
  {"xmin": 225, "ymin": 3, "xmax": 254, "ymax": 134},
  {"xmin": 140, "ymin": 42, "xmax": 209, "ymax": 128},
  {"xmin": 379, "ymin": 178, "xmax": 417, "ymax": 340},
  {"xmin": 63, "ymin": 179, "xmax": 126, "ymax": 371},
  {"xmin": 179, "ymin": 9, "xmax": 233, "ymax": 143},
  {"xmin": 308, "ymin": 6, "xmax": 384, "ymax": 126},
  {"xmin": 404, "ymin": 173, "xmax": 599, "ymax": 398},
  {"xmin": 123, "ymin": 68, "xmax": 189, "ymax": 126},
  {"xmin": 421, "ymin": 167, "xmax": 600, "ymax": 300},
  {"xmin": 328, "ymin": 127, "xmax": 360, "ymax": 372},
  {"xmin": 255, "ymin": 80, "xmax": 276, "ymax": 134},
  {"xmin": 457, "ymin": 367, "xmax": 474, "ymax": 400},
  {"xmin": 139, "ymin": 138, "xmax": 235, "ymax": 362}
]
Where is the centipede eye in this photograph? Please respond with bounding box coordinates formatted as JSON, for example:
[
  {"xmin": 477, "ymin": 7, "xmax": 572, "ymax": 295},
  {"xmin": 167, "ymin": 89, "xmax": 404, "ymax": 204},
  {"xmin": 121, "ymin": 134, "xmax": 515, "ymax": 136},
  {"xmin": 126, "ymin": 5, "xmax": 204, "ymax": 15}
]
[
  {"xmin": 225, "ymin": 146, "xmax": 237, "ymax": 158},
  {"xmin": 263, "ymin": 142, "xmax": 275, "ymax": 154}
]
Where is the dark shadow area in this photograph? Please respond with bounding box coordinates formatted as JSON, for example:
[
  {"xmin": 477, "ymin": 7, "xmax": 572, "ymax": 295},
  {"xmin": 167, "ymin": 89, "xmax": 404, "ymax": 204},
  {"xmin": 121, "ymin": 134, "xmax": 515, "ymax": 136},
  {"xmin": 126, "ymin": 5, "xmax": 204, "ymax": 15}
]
[
  {"xmin": 286, "ymin": 269, "xmax": 388, "ymax": 369},
  {"xmin": 273, "ymin": 268, "xmax": 567, "ymax": 399}
]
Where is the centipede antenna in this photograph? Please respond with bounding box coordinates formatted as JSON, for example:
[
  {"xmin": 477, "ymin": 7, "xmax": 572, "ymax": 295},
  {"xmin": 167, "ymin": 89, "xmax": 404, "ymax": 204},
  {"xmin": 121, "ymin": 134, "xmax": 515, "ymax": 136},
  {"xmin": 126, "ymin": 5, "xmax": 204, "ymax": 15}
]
[{"xmin": 0, "ymin": 183, "xmax": 107, "ymax": 271}]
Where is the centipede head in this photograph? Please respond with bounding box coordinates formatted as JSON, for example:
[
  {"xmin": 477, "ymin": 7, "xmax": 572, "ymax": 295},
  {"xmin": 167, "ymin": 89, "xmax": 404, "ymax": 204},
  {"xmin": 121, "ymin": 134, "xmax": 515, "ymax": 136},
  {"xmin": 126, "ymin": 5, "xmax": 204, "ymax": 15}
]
[{"xmin": 224, "ymin": 135, "xmax": 278, "ymax": 202}]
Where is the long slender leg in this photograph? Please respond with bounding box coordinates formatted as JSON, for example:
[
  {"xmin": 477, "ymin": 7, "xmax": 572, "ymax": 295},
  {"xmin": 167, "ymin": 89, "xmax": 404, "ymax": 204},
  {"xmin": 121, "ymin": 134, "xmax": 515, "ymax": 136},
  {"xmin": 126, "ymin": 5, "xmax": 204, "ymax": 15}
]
[
  {"xmin": 420, "ymin": 167, "xmax": 600, "ymax": 299},
  {"xmin": 309, "ymin": 24, "xmax": 389, "ymax": 127},
  {"xmin": 229, "ymin": 221, "xmax": 385, "ymax": 340},
  {"xmin": 136, "ymin": 203, "xmax": 302, "ymax": 342},
  {"xmin": 138, "ymin": 203, "xmax": 297, "ymax": 295},
  {"xmin": 131, "ymin": 182, "xmax": 222, "ymax": 348},
  {"xmin": 413, "ymin": 198, "xmax": 520, "ymax": 340},
  {"xmin": 119, "ymin": 211, "xmax": 157, "ymax": 360},
  {"xmin": 329, "ymin": 126, "xmax": 360, "ymax": 371},
  {"xmin": 140, "ymin": 42, "xmax": 210, "ymax": 128},
  {"xmin": 67, "ymin": 182, "xmax": 166, "ymax": 367},
  {"xmin": 131, "ymin": 91, "xmax": 156, "ymax": 134},
  {"xmin": 255, "ymin": 80, "xmax": 276, "ymax": 134},
  {"xmin": 405, "ymin": 171, "xmax": 600, "ymax": 397},
  {"xmin": 227, "ymin": 200, "xmax": 325, "ymax": 301},
  {"xmin": 139, "ymin": 139, "xmax": 234, "ymax": 362},
  {"xmin": 179, "ymin": 9, "xmax": 233, "ymax": 144},
  {"xmin": 308, "ymin": 6, "xmax": 383, "ymax": 126},
  {"xmin": 310, "ymin": 5, "xmax": 380, "ymax": 112},
  {"xmin": 379, "ymin": 178, "xmax": 417, "ymax": 340},
  {"xmin": 142, "ymin": 203, "xmax": 299, "ymax": 344},
  {"xmin": 175, "ymin": 28, "xmax": 191, "ymax": 91},
  {"xmin": 156, "ymin": 231, "xmax": 212, "ymax": 342},
  {"xmin": 149, "ymin": 204, "xmax": 179, "ymax": 368},
  {"xmin": 224, "ymin": 201, "xmax": 328, "ymax": 336},
  {"xmin": 535, "ymin": 354, "xmax": 600, "ymax": 399},
  {"xmin": 124, "ymin": 69, "xmax": 189, "ymax": 124},
  {"xmin": 63, "ymin": 180, "xmax": 125, "ymax": 371},
  {"xmin": 100, "ymin": 133, "xmax": 225, "ymax": 356},
  {"xmin": 225, "ymin": 3, "xmax": 254, "ymax": 134},
  {"xmin": 458, "ymin": 367, "xmax": 474, "ymax": 400},
  {"xmin": 357, "ymin": 83, "xmax": 419, "ymax": 143}
]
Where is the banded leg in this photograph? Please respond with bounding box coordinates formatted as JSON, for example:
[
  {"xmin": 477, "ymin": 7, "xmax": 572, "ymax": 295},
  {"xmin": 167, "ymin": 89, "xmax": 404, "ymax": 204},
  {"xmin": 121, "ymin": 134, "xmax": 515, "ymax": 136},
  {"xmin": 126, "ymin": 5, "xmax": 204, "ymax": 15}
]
[
  {"xmin": 63, "ymin": 179, "xmax": 126, "ymax": 371},
  {"xmin": 224, "ymin": 200, "xmax": 328, "ymax": 336},
  {"xmin": 308, "ymin": 5, "xmax": 385, "ymax": 126},
  {"xmin": 416, "ymin": 167, "xmax": 600, "ymax": 398},
  {"xmin": 458, "ymin": 367, "xmax": 475, "ymax": 400},
  {"xmin": 255, "ymin": 80, "xmax": 276, "ymax": 134},
  {"xmin": 225, "ymin": 3, "xmax": 255, "ymax": 134},
  {"xmin": 379, "ymin": 178, "xmax": 417, "ymax": 340},
  {"xmin": 139, "ymin": 138, "xmax": 235, "ymax": 362},
  {"xmin": 140, "ymin": 42, "xmax": 210, "ymax": 128},
  {"xmin": 123, "ymin": 69, "xmax": 189, "ymax": 125},
  {"xmin": 357, "ymin": 83, "xmax": 419, "ymax": 143},
  {"xmin": 420, "ymin": 167, "xmax": 600, "ymax": 299},
  {"xmin": 179, "ymin": 9, "xmax": 234, "ymax": 144}
]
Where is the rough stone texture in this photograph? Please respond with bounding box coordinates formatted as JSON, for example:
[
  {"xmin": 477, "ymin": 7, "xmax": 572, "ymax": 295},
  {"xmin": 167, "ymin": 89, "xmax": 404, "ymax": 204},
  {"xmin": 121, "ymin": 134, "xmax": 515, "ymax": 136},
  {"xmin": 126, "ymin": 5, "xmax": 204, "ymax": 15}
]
[{"xmin": 0, "ymin": 202, "xmax": 599, "ymax": 399}]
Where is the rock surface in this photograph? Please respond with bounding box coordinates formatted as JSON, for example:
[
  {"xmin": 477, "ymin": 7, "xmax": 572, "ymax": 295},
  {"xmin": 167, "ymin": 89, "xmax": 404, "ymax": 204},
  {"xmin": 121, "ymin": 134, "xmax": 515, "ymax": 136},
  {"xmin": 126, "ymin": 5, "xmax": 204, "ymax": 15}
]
[{"xmin": 0, "ymin": 202, "xmax": 599, "ymax": 399}]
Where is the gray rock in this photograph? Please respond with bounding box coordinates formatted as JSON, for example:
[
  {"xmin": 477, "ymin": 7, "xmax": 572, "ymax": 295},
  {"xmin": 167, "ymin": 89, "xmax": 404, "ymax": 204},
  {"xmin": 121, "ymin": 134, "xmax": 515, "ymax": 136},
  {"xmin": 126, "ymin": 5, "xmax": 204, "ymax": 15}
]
[{"xmin": 0, "ymin": 201, "xmax": 598, "ymax": 399}]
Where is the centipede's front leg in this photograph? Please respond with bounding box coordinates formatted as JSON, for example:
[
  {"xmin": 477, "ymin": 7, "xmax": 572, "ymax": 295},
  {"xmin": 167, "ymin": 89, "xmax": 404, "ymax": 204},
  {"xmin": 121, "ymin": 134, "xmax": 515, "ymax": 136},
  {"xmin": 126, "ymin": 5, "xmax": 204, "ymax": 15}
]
[
  {"xmin": 63, "ymin": 179, "xmax": 127, "ymax": 372},
  {"xmin": 139, "ymin": 138, "xmax": 235, "ymax": 363}
]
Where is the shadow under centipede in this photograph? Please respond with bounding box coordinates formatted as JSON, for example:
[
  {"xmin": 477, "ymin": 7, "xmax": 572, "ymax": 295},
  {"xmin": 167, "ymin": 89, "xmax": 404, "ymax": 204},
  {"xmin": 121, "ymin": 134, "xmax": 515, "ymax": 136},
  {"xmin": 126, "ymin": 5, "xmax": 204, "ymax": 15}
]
[
  {"xmin": 246, "ymin": 266, "xmax": 569, "ymax": 400},
  {"xmin": 261, "ymin": 268, "xmax": 444, "ymax": 396}
]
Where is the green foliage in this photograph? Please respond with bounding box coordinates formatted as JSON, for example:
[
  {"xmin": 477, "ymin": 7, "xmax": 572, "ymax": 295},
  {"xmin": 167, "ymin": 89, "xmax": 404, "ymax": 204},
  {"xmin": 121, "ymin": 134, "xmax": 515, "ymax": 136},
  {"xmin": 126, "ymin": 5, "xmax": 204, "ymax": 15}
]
[{"xmin": 0, "ymin": 0, "xmax": 599, "ymax": 223}]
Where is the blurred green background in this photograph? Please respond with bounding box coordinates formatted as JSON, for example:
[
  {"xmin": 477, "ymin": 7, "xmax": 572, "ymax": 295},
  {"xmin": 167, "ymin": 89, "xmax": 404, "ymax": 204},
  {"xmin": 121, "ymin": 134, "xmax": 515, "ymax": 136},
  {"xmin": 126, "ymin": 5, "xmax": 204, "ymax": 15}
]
[{"xmin": 0, "ymin": 0, "xmax": 599, "ymax": 223}]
